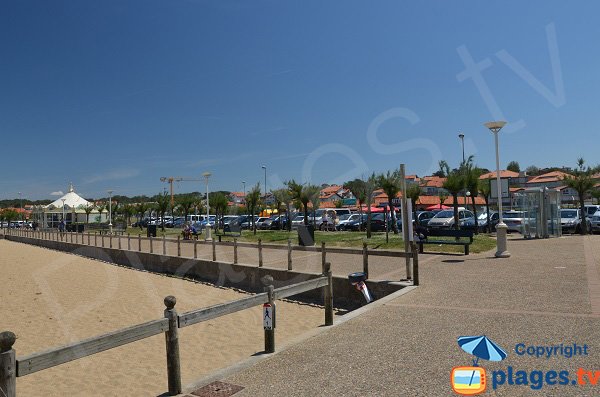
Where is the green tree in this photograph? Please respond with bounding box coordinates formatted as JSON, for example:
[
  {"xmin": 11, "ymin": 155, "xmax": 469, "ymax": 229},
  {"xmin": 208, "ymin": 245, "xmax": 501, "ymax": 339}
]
[
  {"xmin": 464, "ymin": 157, "xmax": 483, "ymax": 233},
  {"xmin": 564, "ymin": 158, "xmax": 595, "ymax": 235},
  {"xmin": 441, "ymin": 161, "xmax": 465, "ymax": 230},
  {"xmin": 246, "ymin": 184, "xmax": 262, "ymax": 234},
  {"xmin": 591, "ymin": 189, "xmax": 600, "ymax": 205},
  {"xmin": 378, "ymin": 170, "xmax": 401, "ymax": 234},
  {"xmin": 121, "ymin": 204, "xmax": 135, "ymax": 226},
  {"xmin": 345, "ymin": 179, "xmax": 367, "ymax": 225},
  {"xmin": 135, "ymin": 202, "xmax": 149, "ymax": 229},
  {"xmin": 176, "ymin": 195, "xmax": 195, "ymax": 225},
  {"xmin": 94, "ymin": 202, "xmax": 106, "ymax": 223},
  {"xmin": 212, "ymin": 193, "xmax": 229, "ymax": 232},
  {"xmin": 82, "ymin": 203, "xmax": 94, "ymax": 224},
  {"xmin": 272, "ymin": 188, "xmax": 292, "ymax": 230},
  {"xmin": 406, "ymin": 184, "xmax": 421, "ymax": 225},
  {"xmin": 478, "ymin": 180, "xmax": 492, "ymax": 232},
  {"xmin": 507, "ymin": 161, "xmax": 520, "ymax": 173},
  {"xmin": 155, "ymin": 193, "xmax": 170, "ymax": 231},
  {"xmin": 438, "ymin": 191, "xmax": 448, "ymax": 210},
  {"xmin": 310, "ymin": 192, "xmax": 320, "ymax": 225},
  {"xmin": 286, "ymin": 180, "xmax": 320, "ymax": 226},
  {"xmin": 525, "ymin": 165, "xmax": 540, "ymax": 176}
]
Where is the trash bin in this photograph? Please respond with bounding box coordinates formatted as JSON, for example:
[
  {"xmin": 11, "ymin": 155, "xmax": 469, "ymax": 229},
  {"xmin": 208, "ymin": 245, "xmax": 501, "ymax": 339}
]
[
  {"xmin": 76, "ymin": 224, "xmax": 84, "ymax": 233},
  {"xmin": 297, "ymin": 224, "xmax": 315, "ymax": 246},
  {"xmin": 147, "ymin": 224, "xmax": 157, "ymax": 237}
]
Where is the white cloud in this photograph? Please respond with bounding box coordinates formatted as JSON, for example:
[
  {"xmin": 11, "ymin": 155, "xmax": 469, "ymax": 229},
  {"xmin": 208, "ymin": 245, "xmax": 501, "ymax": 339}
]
[
  {"xmin": 50, "ymin": 191, "xmax": 64, "ymax": 196},
  {"xmin": 83, "ymin": 169, "xmax": 141, "ymax": 184}
]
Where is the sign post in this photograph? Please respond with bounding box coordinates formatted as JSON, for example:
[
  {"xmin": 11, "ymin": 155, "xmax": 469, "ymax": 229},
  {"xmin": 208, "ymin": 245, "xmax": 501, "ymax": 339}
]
[{"xmin": 263, "ymin": 285, "xmax": 275, "ymax": 353}]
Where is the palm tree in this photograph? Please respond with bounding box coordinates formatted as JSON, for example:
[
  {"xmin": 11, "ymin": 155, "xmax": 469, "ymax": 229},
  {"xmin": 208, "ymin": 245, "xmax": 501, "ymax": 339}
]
[
  {"xmin": 95, "ymin": 202, "xmax": 106, "ymax": 223},
  {"xmin": 286, "ymin": 180, "xmax": 320, "ymax": 226},
  {"xmin": 272, "ymin": 188, "xmax": 292, "ymax": 230},
  {"xmin": 406, "ymin": 184, "xmax": 421, "ymax": 225},
  {"xmin": 564, "ymin": 158, "xmax": 595, "ymax": 235},
  {"xmin": 441, "ymin": 162, "xmax": 465, "ymax": 230},
  {"xmin": 378, "ymin": 170, "xmax": 401, "ymax": 234},
  {"xmin": 310, "ymin": 193, "xmax": 320, "ymax": 225},
  {"xmin": 176, "ymin": 195, "xmax": 195, "ymax": 224},
  {"xmin": 463, "ymin": 158, "xmax": 482, "ymax": 233},
  {"xmin": 82, "ymin": 203, "xmax": 94, "ymax": 224},
  {"xmin": 438, "ymin": 191, "xmax": 448, "ymax": 210},
  {"xmin": 345, "ymin": 179, "xmax": 367, "ymax": 229},
  {"xmin": 135, "ymin": 202, "xmax": 149, "ymax": 229},
  {"xmin": 591, "ymin": 189, "xmax": 600, "ymax": 205},
  {"xmin": 246, "ymin": 184, "xmax": 262, "ymax": 234},
  {"xmin": 156, "ymin": 193, "xmax": 170, "ymax": 231},
  {"xmin": 479, "ymin": 180, "xmax": 492, "ymax": 232},
  {"xmin": 121, "ymin": 204, "xmax": 135, "ymax": 226},
  {"xmin": 212, "ymin": 193, "xmax": 229, "ymax": 232}
]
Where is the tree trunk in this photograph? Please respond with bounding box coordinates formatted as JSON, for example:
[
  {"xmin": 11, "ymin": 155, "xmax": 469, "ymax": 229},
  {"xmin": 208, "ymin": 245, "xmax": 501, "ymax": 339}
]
[
  {"xmin": 389, "ymin": 203, "xmax": 398, "ymax": 234},
  {"xmin": 453, "ymin": 193, "xmax": 459, "ymax": 230},
  {"xmin": 579, "ymin": 194, "xmax": 588, "ymax": 235},
  {"xmin": 366, "ymin": 207, "xmax": 372, "ymax": 238},
  {"xmin": 303, "ymin": 203, "xmax": 309, "ymax": 226},
  {"xmin": 471, "ymin": 196, "xmax": 479, "ymax": 234}
]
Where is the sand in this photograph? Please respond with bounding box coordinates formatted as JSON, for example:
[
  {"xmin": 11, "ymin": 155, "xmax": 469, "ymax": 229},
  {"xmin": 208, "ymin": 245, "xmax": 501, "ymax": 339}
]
[{"xmin": 0, "ymin": 239, "xmax": 326, "ymax": 396}]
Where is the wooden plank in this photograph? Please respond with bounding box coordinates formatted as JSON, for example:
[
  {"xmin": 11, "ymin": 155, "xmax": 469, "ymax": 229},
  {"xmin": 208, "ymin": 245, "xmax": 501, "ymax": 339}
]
[
  {"xmin": 16, "ymin": 318, "xmax": 169, "ymax": 377},
  {"xmin": 273, "ymin": 277, "xmax": 328, "ymax": 300},
  {"xmin": 179, "ymin": 293, "xmax": 268, "ymax": 328}
]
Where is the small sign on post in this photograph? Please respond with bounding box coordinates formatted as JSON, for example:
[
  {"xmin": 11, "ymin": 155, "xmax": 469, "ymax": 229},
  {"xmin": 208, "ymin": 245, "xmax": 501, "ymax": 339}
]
[{"xmin": 263, "ymin": 303, "xmax": 275, "ymax": 330}]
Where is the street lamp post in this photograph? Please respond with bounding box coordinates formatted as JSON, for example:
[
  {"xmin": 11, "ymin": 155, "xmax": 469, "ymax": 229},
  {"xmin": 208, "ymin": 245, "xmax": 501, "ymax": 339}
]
[
  {"xmin": 484, "ymin": 121, "xmax": 510, "ymax": 258},
  {"xmin": 459, "ymin": 133, "xmax": 466, "ymax": 209},
  {"xmin": 108, "ymin": 190, "xmax": 113, "ymax": 234},
  {"xmin": 61, "ymin": 198, "xmax": 66, "ymax": 230},
  {"xmin": 202, "ymin": 172, "xmax": 212, "ymax": 241},
  {"xmin": 261, "ymin": 165, "xmax": 267, "ymax": 198}
]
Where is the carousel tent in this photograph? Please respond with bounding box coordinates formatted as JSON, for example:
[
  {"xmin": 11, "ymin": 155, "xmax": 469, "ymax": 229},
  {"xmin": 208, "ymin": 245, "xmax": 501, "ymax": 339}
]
[{"xmin": 46, "ymin": 183, "xmax": 92, "ymax": 210}]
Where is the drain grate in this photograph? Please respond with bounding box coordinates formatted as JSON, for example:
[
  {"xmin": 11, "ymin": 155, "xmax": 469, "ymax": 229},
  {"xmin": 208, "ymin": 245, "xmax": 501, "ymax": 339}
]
[{"xmin": 191, "ymin": 381, "xmax": 245, "ymax": 397}]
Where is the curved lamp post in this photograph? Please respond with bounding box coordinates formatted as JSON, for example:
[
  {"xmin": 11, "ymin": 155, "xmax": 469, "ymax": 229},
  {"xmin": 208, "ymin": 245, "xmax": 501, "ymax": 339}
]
[
  {"xmin": 202, "ymin": 172, "xmax": 212, "ymax": 241},
  {"xmin": 484, "ymin": 121, "xmax": 510, "ymax": 258}
]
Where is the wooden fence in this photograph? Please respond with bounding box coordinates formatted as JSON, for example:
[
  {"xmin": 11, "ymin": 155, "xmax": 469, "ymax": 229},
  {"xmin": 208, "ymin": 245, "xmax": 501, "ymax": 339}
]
[
  {"xmin": 1, "ymin": 228, "xmax": 418, "ymax": 283},
  {"xmin": 0, "ymin": 263, "xmax": 333, "ymax": 396}
]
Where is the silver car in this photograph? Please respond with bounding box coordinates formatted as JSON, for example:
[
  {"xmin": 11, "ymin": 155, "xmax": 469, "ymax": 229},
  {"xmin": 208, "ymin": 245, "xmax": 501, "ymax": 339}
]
[
  {"xmin": 561, "ymin": 209, "xmax": 591, "ymax": 234},
  {"xmin": 591, "ymin": 210, "xmax": 600, "ymax": 233},
  {"xmin": 502, "ymin": 211, "xmax": 526, "ymax": 233},
  {"xmin": 428, "ymin": 209, "xmax": 474, "ymax": 229}
]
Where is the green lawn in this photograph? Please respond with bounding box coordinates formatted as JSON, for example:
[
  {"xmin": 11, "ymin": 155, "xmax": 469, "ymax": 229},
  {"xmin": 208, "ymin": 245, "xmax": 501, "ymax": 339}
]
[{"xmin": 121, "ymin": 226, "xmax": 496, "ymax": 254}]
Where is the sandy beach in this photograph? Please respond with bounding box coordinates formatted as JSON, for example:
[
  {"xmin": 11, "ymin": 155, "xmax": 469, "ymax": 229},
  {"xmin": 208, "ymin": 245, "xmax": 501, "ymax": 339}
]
[{"xmin": 0, "ymin": 239, "xmax": 326, "ymax": 396}]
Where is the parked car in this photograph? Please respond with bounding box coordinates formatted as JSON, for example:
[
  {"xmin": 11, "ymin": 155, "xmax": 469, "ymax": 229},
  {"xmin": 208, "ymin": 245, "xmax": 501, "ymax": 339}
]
[
  {"xmin": 337, "ymin": 213, "xmax": 362, "ymax": 231},
  {"xmin": 584, "ymin": 205, "xmax": 600, "ymax": 219},
  {"xmin": 463, "ymin": 211, "xmax": 499, "ymax": 231},
  {"xmin": 560, "ymin": 208, "xmax": 591, "ymax": 234},
  {"xmin": 502, "ymin": 211, "xmax": 526, "ymax": 233},
  {"xmin": 345, "ymin": 213, "xmax": 386, "ymax": 232},
  {"xmin": 254, "ymin": 217, "xmax": 270, "ymax": 229},
  {"xmin": 427, "ymin": 209, "xmax": 474, "ymax": 230},
  {"xmin": 415, "ymin": 211, "xmax": 435, "ymax": 226},
  {"xmin": 260, "ymin": 215, "xmax": 288, "ymax": 230},
  {"xmin": 590, "ymin": 210, "xmax": 600, "ymax": 234},
  {"xmin": 291, "ymin": 215, "xmax": 307, "ymax": 229}
]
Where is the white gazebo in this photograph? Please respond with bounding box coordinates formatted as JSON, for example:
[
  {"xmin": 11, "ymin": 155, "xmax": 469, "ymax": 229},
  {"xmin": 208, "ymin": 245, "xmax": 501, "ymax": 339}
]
[{"xmin": 36, "ymin": 183, "xmax": 106, "ymax": 228}]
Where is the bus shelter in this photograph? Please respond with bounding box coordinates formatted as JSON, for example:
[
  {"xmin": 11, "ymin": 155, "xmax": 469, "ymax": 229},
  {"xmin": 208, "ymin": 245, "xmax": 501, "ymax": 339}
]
[{"xmin": 514, "ymin": 188, "xmax": 561, "ymax": 239}]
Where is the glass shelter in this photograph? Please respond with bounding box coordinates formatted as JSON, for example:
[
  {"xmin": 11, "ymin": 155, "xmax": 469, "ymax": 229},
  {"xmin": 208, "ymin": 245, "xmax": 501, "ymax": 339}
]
[{"xmin": 514, "ymin": 188, "xmax": 562, "ymax": 239}]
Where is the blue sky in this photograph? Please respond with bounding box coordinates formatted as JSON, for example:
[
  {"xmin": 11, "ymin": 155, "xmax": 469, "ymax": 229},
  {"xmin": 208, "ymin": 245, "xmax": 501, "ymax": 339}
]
[{"xmin": 2, "ymin": 1, "xmax": 598, "ymax": 200}]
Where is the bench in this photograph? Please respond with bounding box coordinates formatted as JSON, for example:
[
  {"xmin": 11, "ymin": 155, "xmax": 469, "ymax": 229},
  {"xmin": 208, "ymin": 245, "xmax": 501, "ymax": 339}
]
[
  {"xmin": 215, "ymin": 223, "xmax": 242, "ymax": 242},
  {"xmin": 417, "ymin": 228, "xmax": 474, "ymax": 255},
  {"xmin": 97, "ymin": 229, "xmax": 126, "ymax": 235}
]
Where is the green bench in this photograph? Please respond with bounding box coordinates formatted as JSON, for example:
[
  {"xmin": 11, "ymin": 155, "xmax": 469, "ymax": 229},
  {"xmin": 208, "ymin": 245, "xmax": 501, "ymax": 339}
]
[{"xmin": 417, "ymin": 229, "xmax": 474, "ymax": 255}]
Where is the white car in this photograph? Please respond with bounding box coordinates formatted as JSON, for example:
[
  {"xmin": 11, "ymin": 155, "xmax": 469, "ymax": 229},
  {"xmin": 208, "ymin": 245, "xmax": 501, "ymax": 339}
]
[
  {"xmin": 427, "ymin": 209, "xmax": 474, "ymax": 229},
  {"xmin": 591, "ymin": 210, "xmax": 600, "ymax": 233},
  {"xmin": 560, "ymin": 209, "xmax": 591, "ymax": 234},
  {"xmin": 337, "ymin": 213, "xmax": 362, "ymax": 231},
  {"xmin": 502, "ymin": 211, "xmax": 526, "ymax": 233}
]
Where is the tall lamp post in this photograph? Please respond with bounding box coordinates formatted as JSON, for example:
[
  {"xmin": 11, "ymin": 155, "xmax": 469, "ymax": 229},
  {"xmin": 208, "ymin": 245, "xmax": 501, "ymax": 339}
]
[
  {"xmin": 202, "ymin": 172, "xmax": 212, "ymax": 241},
  {"xmin": 261, "ymin": 165, "xmax": 267, "ymax": 197},
  {"xmin": 458, "ymin": 133, "xmax": 466, "ymax": 208},
  {"xmin": 107, "ymin": 190, "xmax": 113, "ymax": 234},
  {"xmin": 484, "ymin": 121, "xmax": 510, "ymax": 258}
]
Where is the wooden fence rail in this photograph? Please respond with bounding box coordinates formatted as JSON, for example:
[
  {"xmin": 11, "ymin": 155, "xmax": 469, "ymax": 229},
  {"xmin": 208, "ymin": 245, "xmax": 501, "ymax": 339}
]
[{"xmin": 0, "ymin": 269, "xmax": 333, "ymax": 397}]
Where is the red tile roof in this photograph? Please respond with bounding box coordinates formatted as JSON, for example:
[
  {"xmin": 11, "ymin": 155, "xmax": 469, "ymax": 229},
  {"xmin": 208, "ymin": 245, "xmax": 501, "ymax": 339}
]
[
  {"xmin": 320, "ymin": 185, "xmax": 342, "ymax": 195},
  {"xmin": 420, "ymin": 176, "xmax": 446, "ymax": 188},
  {"xmin": 413, "ymin": 196, "xmax": 485, "ymax": 206},
  {"xmin": 479, "ymin": 170, "xmax": 519, "ymax": 179},
  {"xmin": 230, "ymin": 192, "xmax": 245, "ymax": 197},
  {"xmin": 526, "ymin": 171, "xmax": 573, "ymax": 184}
]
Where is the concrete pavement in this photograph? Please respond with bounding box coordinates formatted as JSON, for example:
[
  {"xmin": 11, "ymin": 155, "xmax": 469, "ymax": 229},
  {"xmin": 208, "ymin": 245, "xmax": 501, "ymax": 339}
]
[{"xmin": 193, "ymin": 235, "xmax": 600, "ymax": 396}]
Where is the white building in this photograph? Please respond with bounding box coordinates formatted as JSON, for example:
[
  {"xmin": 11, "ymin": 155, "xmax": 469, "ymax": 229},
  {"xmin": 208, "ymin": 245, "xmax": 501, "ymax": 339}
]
[{"xmin": 34, "ymin": 184, "xmax": 107, "ymax": 228}]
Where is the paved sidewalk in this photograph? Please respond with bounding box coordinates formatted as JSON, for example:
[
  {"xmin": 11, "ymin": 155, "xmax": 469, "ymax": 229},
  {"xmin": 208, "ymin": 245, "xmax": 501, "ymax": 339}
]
[{"xmin": 202, "ymin": 235, "xmax": 600, "ymax": 396}]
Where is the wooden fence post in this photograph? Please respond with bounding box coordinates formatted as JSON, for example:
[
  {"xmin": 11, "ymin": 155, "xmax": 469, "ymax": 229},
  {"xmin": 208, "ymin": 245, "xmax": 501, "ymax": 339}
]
[
  {"xmin": 264, "ymin": 284, "xmax": 275, "ymax": 353},
  {"xmin": 70, "ymin": 232, "xmax": 73, "ymax": 243},
  {"xmin": 127, "ymin": 234, "xmax": 131, "ymax": 250},
  {"xmin": 411, "ymin": 241, "xmax": 419, "ymax": 286},
  {"xmin": 323, "ymin": 262, "xmax": 333, "ymax": 326},
  {"xmin": 212, "ymin": 239, "xmax": 216, "ymax": 261},
  {"xmin": 118, "ymin": 234, "xmax": 122, "ymax": 250},
  {"xmin": 101, "ymin": 234, "xmax": 105, "ymax": 248},
  {"xmin": 149, "ymin": 235, "xmax": 153, "ymax": 254},
  {"xmin": 0, "ymin": 331, "xmax": 17, "ymax": 397},
  {"xmin": 287, "ymin": 239, "xmax": 292, "ymax": 271},
  {"xmin": 257, "ymin": 239, "xmax": 262, "ymax": 267},
  {"xmin": 321, "ymin": 241, "xmax": 326, "ymax": 269},
  {"xmin": 234, "ymin": 238, "xmax": 239, "ymax": 264},
  {"xmin": 193, "ymin": 239, "xmax": 197, "ymax": 259},
  {"xmin": 177, "ymin": 236, "xmax": 181, "ymax": 257},
  {"xmin": 163, "ymin": 296, "xmax": 182, "ymax": 395},
  {"xmin": 362, "ymin": 242, "xmax": 369, "ymax": 279},
  {"xmin": 109, "ymin": 234, "xmax": 113, "ymax": 249},
  {"xmin": 138, "ymin": 234, "xmax": 142, "ymax": 252},
  {"xmin": 163, "ymin": 235, "xmax": 166, "ymax": 256},
  {"xmin": 87, "ymin": 232, "xmax": 90, "ymax": 246}
]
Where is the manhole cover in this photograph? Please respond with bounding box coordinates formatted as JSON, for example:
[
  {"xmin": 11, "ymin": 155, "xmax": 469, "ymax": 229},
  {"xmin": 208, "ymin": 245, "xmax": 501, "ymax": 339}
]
[{"xmin": 191, "ymin": 381, "xmax": 244, "ymax": 397}]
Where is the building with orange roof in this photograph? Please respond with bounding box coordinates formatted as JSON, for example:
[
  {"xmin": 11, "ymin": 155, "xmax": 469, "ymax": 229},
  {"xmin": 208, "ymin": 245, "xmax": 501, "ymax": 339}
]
[
  {"xmin": 526, "ymin": 171, "xmax": 573, "ymax": 188},
  {"xmin": 479, "ymin": 170, "xmax": 520, "ymax": 180}
]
